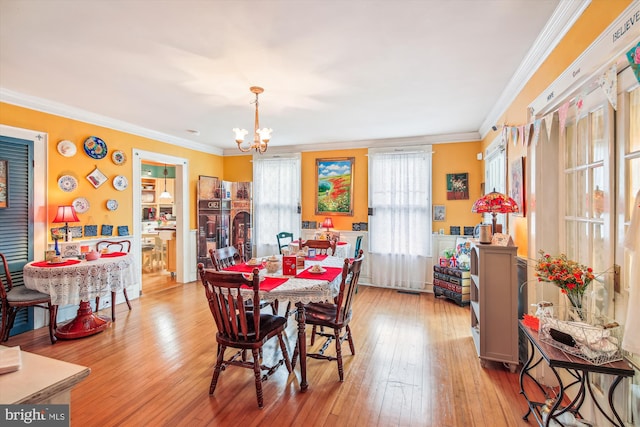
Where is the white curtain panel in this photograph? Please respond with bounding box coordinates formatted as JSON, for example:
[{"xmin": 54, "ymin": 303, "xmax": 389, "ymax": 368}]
[
  {"xmin": 253, "ymin": 154, "xmax": 301, "ymax": 257},
  {"xmin": 368, "ymin": 147, "xmax": 432, "ymax": 290}
]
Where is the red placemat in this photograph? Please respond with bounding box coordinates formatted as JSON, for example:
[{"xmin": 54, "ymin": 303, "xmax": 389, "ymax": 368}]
[
  {"xmin": 32, "ymin": 259, "xmax": 81, "ymax": 268},
  {"xmin": 337, "ymin": 241, "xmax": 347, "ymax": 246},
  {"xmin": 101, "ymin": 252, "xmax": 127, "ymax": 258},
  {"xmin": 224, "ymin": 263, "xmax": 264, "ymax": 273},
  {"xmin": 306, "ymin": 254, "xmax": 328, "ymax": 261},
  {"xmin": 241, "ymin": 277, "xmax": 288, "ymax": 291},
  {"xmin": 296, "ymin": 266, "xmax": 342, "ymax": 281}
]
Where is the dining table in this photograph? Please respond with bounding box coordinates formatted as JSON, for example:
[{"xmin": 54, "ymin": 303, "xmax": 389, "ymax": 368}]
[
  {"xmin": 222, "ymin": 254, "xmax": 348, "ymax": 391},
  {"xmin": 288, "ymin": 240, "xmax": 352, "ymax": 259},
  {"xmin": 23, "ymin": 252, "xmax": 136, "ymax": 339}
]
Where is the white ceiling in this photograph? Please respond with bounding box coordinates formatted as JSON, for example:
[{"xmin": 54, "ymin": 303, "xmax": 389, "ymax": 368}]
[{"xmin": 0, "ymin": 0, "xmax": 588, "ymax": 155}]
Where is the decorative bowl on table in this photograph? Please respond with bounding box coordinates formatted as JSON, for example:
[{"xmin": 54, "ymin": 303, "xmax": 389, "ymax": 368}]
[{"xmin": 265, "ymin": 256, "xmax": 280, "ymax": 273}]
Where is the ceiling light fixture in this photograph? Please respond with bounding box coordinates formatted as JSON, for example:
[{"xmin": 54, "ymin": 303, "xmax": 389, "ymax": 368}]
[
  {"xmin": 159, "ymin": 164, "xmax": 172, "ymax": 199},
  {"xmin": 233, "ymin": 86, "xmax": 272, "ymax": 154}
]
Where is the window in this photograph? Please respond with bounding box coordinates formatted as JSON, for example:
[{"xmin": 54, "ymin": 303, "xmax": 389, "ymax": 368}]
[
  {"xmin": 252, "ymin": 155, "xmax": 301, "ymax": 257},
  {"xmin": 368, "ymin": 147, "xmax": 432, "ymax": 290}
]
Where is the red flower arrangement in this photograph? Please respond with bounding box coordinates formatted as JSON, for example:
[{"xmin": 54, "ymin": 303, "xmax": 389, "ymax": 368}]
[{"xmin": 535, "ymin": 250, "xmax": 595, "ymax": 311}]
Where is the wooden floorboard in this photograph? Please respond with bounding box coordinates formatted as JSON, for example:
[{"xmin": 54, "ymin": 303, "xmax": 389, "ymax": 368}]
[{"xmin": 6, "ymin": 283, "xmax": 537, "ymax": 426}]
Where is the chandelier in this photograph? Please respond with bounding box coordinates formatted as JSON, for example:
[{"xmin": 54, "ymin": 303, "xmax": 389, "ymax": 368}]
[{"xmin": 233, "ymin": 86, "xmax": 272, "ymax": 154}]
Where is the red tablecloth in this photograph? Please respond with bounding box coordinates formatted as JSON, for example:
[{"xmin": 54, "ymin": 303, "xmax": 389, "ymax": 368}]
[
  {"xmin": 296, "ymin": 266, "xmax": 343, "ymax": 281},
  {"xmin": 224, "ymin": 263, "xmax": 264, "ymax": 273},
  {"xmin": 101, "ymin": 252, "xmax": 127, "ymax": 258},
  {"xmin": 306, "ymin": 254, "xmax": 328, "ymax": 261},
  {"xmin": 31, "ymin": 259, "xmax": 81, "ymax": 268}
]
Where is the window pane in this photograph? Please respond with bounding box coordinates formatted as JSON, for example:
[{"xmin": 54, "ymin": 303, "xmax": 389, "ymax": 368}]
[
  {"xmin": 576, "ymin": 221, "xmax": 589, "ymax": 264},
  {"xmin": 565, "ymin": 220, "xmax": 577, "ymax": 255},
  {"xmin": 577, "ymin": 116, "xmax": 589, "ymax": 166},
  {"xmin": 577, "ymin": 169, "xmax": 587, "ymax": 217},
  {"xmin": 591, "ymin": 107, "xmax": 606, "ymax": 163},
  {"xmin": 592, "ymin": 166, "xmax": 605, "ymax": 219},
  {"xmin": 630, "ymin": 87, "xmax": 640, "ymax": 152},
  {"xmin": 565, "ymin": 121, "xmax": 576, "ymax": 169},
  {"xmin": 628, "ymin": 157, "xmax": 640, "ymax": 220},
  {"xmin": 566, "ymin": 172, "xmax": 576, "ymax": 216},
  {"xmin": 592, "ymin": 222, "xmax": 606, "ymax": 276}
]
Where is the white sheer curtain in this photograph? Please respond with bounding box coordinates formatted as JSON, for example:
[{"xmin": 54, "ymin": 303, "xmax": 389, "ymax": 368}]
[
  {"xmin": 368, "ymin": 147, "xmax": 432, "ymax": 290},
  {"xmin": 253, "ymin": 154, "xmax": 301, "ymax": 257}
]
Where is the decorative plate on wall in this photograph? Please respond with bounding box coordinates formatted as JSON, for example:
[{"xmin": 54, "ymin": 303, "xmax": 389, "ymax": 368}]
[
  {"xmin": 58, "ymin": 175, "xmax": 78, "ymax": 192},
  {"xmin": 112, "ymin": 150, "xmax": 126, "ymax": 165},
  {"xmin": 57, "ymin": 140, "xmax": 77, "ymax": 157},
  {"xmin": 106, "ymin": 199, "xmax": 118, "ymax": 211},
  {"xmin": 72, "ymin": 197, "xmax": 90, "ymax": 213},
  {"xmin": 83, "ymin": 136, "xmax": 107, "ymax": 159},
  {"xmin": 113, "ymin": 175, "xmax": 128, "ymax": 191}
]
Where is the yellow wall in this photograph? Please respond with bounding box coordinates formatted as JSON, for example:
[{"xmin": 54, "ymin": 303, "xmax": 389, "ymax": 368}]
[
  {"xmin": 432, "ymin": 141, "xmax": 483, "ymax": 233},
  {"xmin": 480, "ymin": 0, "xmax": 633, "ymax": 257},
  {"xmin": 225, "ymin": 144, "xmax": 483, "ymax": 234},
  {"xmin": 0, "ymin": 102, "xmax": 223, "ymax": 235}
]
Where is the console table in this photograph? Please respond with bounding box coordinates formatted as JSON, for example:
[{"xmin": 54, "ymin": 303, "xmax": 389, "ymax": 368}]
[{"xmin": 519, "ymin": 321, "xmax": 634, "ymax": 427}]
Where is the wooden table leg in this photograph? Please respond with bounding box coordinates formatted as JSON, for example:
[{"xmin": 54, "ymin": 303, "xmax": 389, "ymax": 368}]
[
  {"xmin": 296, "ymin": 302, "xmax": 308, "ymax": 392},
  {"xmin": 55, "ymin": 301, "xmax": 111, "ymax": 339}
]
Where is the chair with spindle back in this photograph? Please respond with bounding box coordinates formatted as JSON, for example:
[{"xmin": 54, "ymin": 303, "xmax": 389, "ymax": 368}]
[
  {"xmin": 293, "ymin": 250, "xmax": 364, "ymax": 381},
  {"xmin": 197, "ymin": 264, "xmax": 292, "ymax": 408},
  {"xmin": 0, "ymin": 252, "xmax": 57, "ymax": 344},
  {"xmin": 95, "ymin": 240, "xmax": 132, "ymax": 321}
]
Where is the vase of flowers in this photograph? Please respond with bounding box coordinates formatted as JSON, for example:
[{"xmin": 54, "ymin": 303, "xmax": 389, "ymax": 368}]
[{"xmin": 534, "ymin": 250, "xmax": 595, "ymax": 320}]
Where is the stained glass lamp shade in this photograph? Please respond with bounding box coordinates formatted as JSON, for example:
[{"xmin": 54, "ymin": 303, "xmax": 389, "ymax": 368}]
[{"xmin": 471, "ymin": 190, "xmax": 519, "ymax": 233}]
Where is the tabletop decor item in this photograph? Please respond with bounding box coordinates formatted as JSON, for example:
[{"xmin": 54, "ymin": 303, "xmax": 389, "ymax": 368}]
[
  {"xmin": 471, "ymin": 188, "xmax": 519, "ymax": 234},
  {"xmin": 86, "ymin": 167, "xmax": 107, "ymax": 188},
  {"xmin": 83, "ymin": 136, "xmax": 107, "ymax": 159},
  {"xmin": 53, "ymin": 205, "xmax": 80, "ymax": 241},
  {"xmin": 535, "ymin": 250, "xmax": 595, "ymax": 318}
]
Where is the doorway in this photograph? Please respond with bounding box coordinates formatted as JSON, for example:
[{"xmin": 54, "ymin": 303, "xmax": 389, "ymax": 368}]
[{"xmin": 132, "ymin": 150, "xmax": 189, "ymax": 295}]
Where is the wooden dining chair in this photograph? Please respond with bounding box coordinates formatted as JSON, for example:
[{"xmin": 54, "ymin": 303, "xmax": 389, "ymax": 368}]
[
  {"xmin": 197, "ymin": 264, "xmax": 292, "ymax": 408},
  {"xmin": 95, "ymin": 240, "xmax": 132, "ymax": 321},
  {"xmin": 208, "ymin": 246, "xmax": 241, "ymax": 271},
  {"xmin": 293, "ymin": 250, "xmax": 364, "ymax": 381},
  {"xmin": 0, "ymin": 252, "xmax": 57, "ymax": 344},
  {"xmin": 300, "ymin": 238, "xmax": 337, "ymax": 256},
  {"xmin": 276, "ymin": 232, "xmax": 294, "ymax": 255}
]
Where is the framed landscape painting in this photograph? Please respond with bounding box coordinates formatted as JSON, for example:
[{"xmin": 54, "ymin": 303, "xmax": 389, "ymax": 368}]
[{"xmin": 315, "ymin": 157, "xmax": 354, "ymax": 216}]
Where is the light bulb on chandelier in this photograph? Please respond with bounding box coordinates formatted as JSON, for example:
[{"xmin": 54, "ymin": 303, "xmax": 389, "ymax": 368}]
[
  {"xmin": 159, "ymin": 164, "xmax": 171, "ymax": 199},
  {"xmin": 234, "ymin": 86, "xmax": 272, "ymax": 154}
]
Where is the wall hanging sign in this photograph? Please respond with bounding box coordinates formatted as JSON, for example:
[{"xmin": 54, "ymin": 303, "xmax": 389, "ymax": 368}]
[
  {"xmin": 86, "ymin": 167, "xmax": 107, "ymax": 188},
  {"xmin": 101, "ymin": 224, "xmax": 113, "ymax": 236},
  {"xmin": 315, "ymin": 157, "xmax": 354, "ymax": 216},
  {"xmin": 117, "ymin": 225, "xmax": 129, "ymax": 236},
  {"xmin": 83, "ymin": 136, "xmax": 107, "ymax": 159},
  {"xmin": 446, "ymin": 173, "xmax": 469, "ymax": 200},
  {"xmin": 84, "ymin": 225, "xmax": 98, "ymax": 237},
  {"xmin": 0, "ymin": 159, "xmax": 7, "ymax": 209}
]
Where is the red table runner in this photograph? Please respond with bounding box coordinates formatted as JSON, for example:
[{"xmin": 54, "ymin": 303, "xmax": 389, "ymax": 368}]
[
  {"xmin": 32, "ymin": 259, "xmax": 81, "ymax": 268},
  {"xmin": 241, "ymin": 277, "xmax": 288, "ymax": 291},
  {"xmin": 306, "ymin": 254, "xmax": 328, "ymax": 261},
  {"xmin": 296, "ymin": 266, "xmax": 342, "ymax": 281},
  {"xmin": 224, "ymin": 263, "xmax": 264, "ymax": 273},
  {"xmin": 101, "ymin": 252, "xmax": 127, "ymax": 258}
]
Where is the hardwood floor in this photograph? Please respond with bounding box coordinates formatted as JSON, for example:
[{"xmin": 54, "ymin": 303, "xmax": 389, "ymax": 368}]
[{"xmin": 7, "ymin": 284, "xmax": 537, "ymax": 426}]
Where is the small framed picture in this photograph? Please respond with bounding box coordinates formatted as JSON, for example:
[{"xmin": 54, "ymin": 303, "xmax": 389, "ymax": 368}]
[
  {"xmin": 86, "ymin": 167, "xmax": 108, "ymax": 188},
  {"xmin": 0, "ymin": 159, "xmax": 8, "ymax": 209},
  {"xmin": 433, "ymin": 205, "xmax": 445, "ymax": 221},
  {"xmin": 450, "ymin": 226, "xmax": 461, "ymax": 235}
]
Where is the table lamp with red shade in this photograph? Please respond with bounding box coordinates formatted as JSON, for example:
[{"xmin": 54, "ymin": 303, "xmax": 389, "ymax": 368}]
[
  {"xmin": 53, "ymin": 205, "xmax": 80, "ymax": 242},
  {"xmin": 471, "ymin": 189, "xmax": 519, "ymax": 235},
  {"xmin": 321, "ymin": 217, "xmax": 334, "ymax": 240}
]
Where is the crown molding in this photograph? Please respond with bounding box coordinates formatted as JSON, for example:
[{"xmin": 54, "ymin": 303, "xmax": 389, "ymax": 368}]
[
  {"xmin": 222, "ymin": 131, "xmax": 481, "ymax": 156},
  {"xmin": 0, "ymin": 88, "xmax": 223, "ymax": 156},
  {"xmin": 479, "ymin": 0, "xmax": 592, "ymax": 138}
]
